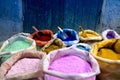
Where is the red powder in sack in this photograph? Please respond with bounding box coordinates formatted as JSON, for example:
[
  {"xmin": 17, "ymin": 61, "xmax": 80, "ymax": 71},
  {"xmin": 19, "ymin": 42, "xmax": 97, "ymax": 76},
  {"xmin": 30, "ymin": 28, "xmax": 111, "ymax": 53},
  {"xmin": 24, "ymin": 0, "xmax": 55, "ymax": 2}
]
[
  {"xmin": 39, "ymin": 36, "xmax": 51, "ymax": 41},
  {"xmin": 6, "ymin": 58, "xmax": 40, "ymax": 76},
  {"xmin": 48, "ymin": 55, "xmax": 92, "ymax": 80}
]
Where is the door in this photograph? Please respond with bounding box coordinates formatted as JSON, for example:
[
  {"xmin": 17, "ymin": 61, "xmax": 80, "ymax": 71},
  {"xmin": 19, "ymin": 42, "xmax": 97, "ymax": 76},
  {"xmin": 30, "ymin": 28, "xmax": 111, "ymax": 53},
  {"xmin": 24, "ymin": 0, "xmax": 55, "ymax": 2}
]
[{"xmin": 22, "ymin": 0, "xmax": 103, "ymax": 33}]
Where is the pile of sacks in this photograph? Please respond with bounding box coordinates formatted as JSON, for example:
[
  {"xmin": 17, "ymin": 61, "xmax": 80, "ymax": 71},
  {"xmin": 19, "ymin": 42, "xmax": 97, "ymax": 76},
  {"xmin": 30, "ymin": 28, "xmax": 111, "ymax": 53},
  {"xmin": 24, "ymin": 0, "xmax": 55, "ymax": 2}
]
[{"xmin": 0, "ymin": 26, "xmax": 120, "ymax": 80}]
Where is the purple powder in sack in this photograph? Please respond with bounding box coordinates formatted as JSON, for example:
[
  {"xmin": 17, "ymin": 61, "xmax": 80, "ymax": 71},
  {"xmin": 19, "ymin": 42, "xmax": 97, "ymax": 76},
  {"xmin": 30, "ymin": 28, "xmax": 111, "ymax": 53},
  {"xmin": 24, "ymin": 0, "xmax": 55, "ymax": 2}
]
[
  {"xmin": 106, "ymin": 31, "xmax": 115, "ymax": 39},
  {"xmin": 48, "ymin": 55, "xmax": 93, "ymax": 80},
  {"xmin": 6, "ymin": 58, "xmax": 40, "ymax": 76}
]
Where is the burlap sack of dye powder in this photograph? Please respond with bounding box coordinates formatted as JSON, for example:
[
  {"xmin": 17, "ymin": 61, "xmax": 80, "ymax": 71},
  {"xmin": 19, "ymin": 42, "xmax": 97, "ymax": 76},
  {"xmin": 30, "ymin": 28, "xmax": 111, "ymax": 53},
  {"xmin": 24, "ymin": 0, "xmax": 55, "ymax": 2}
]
[
  {"xmin": 54, "ymin": 29, "xmax": 80, "ymax": 46},
  {"xmin": 102, "ymin": 29, "xmax": 120, "ymax": 39},
  {"xmin": 78, "ymin": 30, "xmax": 102, "ymax": 41},
  {"xmin": 43, "ymin": 47, "xmax": 100, "ymax": 80},
  {"xmin": 29, "ymin": 29, "xmax": 54, "ymax": 47},
  {"xmin": 0, "ymin": 53, "xmax": 13, "ymax": 66},
  {"xmin": 0, "ymin": 33, "xmax": 36, "ymax": 55},
  {"xmin": 91, "ymin": 39, "xmax": 120, "ymax": 80},
  {"xmin": 41, "ymin": 38, "xmax": 66, "ymax": 54},
  {"xmin": 0, "ymin": 50, "xmax": 46, "ymax": 80}
]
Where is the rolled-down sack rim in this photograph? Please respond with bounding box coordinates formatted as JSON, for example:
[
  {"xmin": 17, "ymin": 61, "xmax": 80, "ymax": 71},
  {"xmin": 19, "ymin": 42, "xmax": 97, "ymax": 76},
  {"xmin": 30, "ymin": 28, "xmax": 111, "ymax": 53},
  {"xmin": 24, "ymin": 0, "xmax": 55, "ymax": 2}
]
[
  {"xmin": 0, "ymin": 50, "xmax": 46, "ymax": 80},
  {"xmin": 43, "ymin": 47, "xmax": 100, "ymax": 80}
]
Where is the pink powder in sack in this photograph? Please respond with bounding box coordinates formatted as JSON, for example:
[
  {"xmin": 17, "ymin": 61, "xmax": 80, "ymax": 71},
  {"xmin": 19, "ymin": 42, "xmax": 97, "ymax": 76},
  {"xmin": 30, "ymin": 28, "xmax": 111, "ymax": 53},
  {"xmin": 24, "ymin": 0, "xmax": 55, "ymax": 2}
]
[
  {"xmin": 6, "ymin": 58, "xmax": 40, "ymax": 76},
  {"xmin": 47, "ymin": 55, "xmax": 93, "ymax": 80}
]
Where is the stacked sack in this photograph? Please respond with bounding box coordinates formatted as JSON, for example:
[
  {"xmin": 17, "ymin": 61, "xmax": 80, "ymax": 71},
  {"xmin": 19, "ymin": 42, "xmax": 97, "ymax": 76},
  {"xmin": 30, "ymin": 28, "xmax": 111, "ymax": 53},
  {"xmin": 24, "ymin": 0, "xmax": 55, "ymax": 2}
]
[
  {"xmin": 41, "ymin": 38, "xmax": 66, "ymax": 54},
  {"xmin": 78, "ymin": 26, "xmax": 102, "ymax": 46},
  {"xmin": 91, "ymin": 39, "xmax": 120, "ymax": 80},
  {"xmin": 0, "ymin": 33, "xmax": 36, "ymax": 65},
  {"xmin": 0, "ymin": 51, "xmax": 46, "ymax": 80},
  {"xmin": 102, "ymin": 29, "xmax": 120, "ymax": 39},
  {"xmin": 29, "ymin": 26, "xmax": 54, "ymax": 47},
  {"xmin": 43, "ymin": 47, "xmax": 100, "ymax": 80},
  {"xmin": 54, "ymin": 28, "xmax": 79, "ymax": 46}
]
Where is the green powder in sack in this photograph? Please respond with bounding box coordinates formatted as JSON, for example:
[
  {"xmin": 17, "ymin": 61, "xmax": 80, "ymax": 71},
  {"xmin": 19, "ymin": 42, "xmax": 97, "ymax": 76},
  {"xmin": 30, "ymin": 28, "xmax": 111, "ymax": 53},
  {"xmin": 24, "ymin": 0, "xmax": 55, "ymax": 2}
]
[{"xmin": 2, "ymin": 40, "xmax": 32, "ymax": 52}]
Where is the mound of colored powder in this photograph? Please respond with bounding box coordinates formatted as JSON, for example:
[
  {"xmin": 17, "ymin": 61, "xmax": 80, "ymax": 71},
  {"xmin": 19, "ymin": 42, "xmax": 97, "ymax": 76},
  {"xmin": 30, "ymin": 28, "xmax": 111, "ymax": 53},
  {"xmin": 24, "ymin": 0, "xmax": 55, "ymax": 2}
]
[
  {"xmin": 2, "ymin": 40, "xmax": 32, "ymax": 52},
  {"xmin": 80, "ymin": 32, "xmax": 97, "ymax": 38},
  {"xmin": 6, "ymin": 58, "xmax": 40, "ymax": 76},
  {"xmin": 106, "ymin": 31, "xmax": 115, "ymax": 39},
  {"xmin": 48, "ymin": 55, "xmax": 92, "ymax": 80},
  {"xmin": 76, "ymin": 45, "xmax": 90, "ymax": 52},
  {"xmin": 43, "ymin": 44, "xmax": 60, "ymax": 53},
  {"xmin": 97, "ymin": 48, "xmax": 120, "ymax": 60}
]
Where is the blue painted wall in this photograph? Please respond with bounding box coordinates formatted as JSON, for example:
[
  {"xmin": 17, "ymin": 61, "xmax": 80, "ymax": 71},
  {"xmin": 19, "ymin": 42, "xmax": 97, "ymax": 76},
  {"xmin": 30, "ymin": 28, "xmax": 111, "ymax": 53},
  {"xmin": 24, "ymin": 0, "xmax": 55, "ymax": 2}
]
[
  {"xmin": 0, "ymin": 0, "xmax": 104, "ymax": 41},
  {"xmin": 23, "ymin": 0, "xmax": 103, "ymax": 33},
  {"xmin": 0, "ymin": 0, "xmax": 23, "ymax": 41},
  {"xmin": 98, "ymin": 0, "xmax": 120, "ymax": 34}
]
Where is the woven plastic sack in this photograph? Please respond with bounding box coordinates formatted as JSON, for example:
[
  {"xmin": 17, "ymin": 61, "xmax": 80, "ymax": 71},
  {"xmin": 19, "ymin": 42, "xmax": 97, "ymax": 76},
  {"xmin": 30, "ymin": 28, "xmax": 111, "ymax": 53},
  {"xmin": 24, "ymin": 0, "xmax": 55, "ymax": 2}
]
[
  {"xmin": 72, "ymin": 43, "xmax": 91, "ymax": 53},
  {"xmin": 0, "ymin": 50, "xmax": 46, "ymax": 80},
  {"xmin": 54, "ymin": 29, "xmax": 79, "ymax": 46},
  {"xmin": 29, "ymin": 29, "xmax": 53, "ymax": 47},
  {"xmin": 41, "ymin": 38, "xmax": 66, "ymax": 54},
  {"xmin": 102, "ymin": 29, "xmax": 120, "ymax": 39},
  {"xmin": 0, "ymin": 33, "xmax": 36, "ymax": 54},
  {"xmin": 91, "ymin": 39, "xmax": 120, "ymax": 80},
  {"xmin": 78, "ymin": 30, "xmax": 102, "ymax": 41},
  {"xmin": 43, "ymin": 47, "xmax": 100, "ymax": 80}
]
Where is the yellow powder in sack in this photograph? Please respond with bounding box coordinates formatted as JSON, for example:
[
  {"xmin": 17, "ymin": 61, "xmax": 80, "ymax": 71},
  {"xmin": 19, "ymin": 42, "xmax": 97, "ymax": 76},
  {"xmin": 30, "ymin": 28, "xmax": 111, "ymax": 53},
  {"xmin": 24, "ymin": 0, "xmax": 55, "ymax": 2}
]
[
  {"xmin": 80, "ymin": 31, "xmax": 98, "ymax": 38},
  {"xmin": 97, "ymin": 48, "xmax": 120, "ymax": 60},
  {"xmin": 43, "ymin": 44, "xmax": 59, "ymax": 53},
  {"xmin": 114, "ymin": 39, "xmax": 120, "ymax": 53}
]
